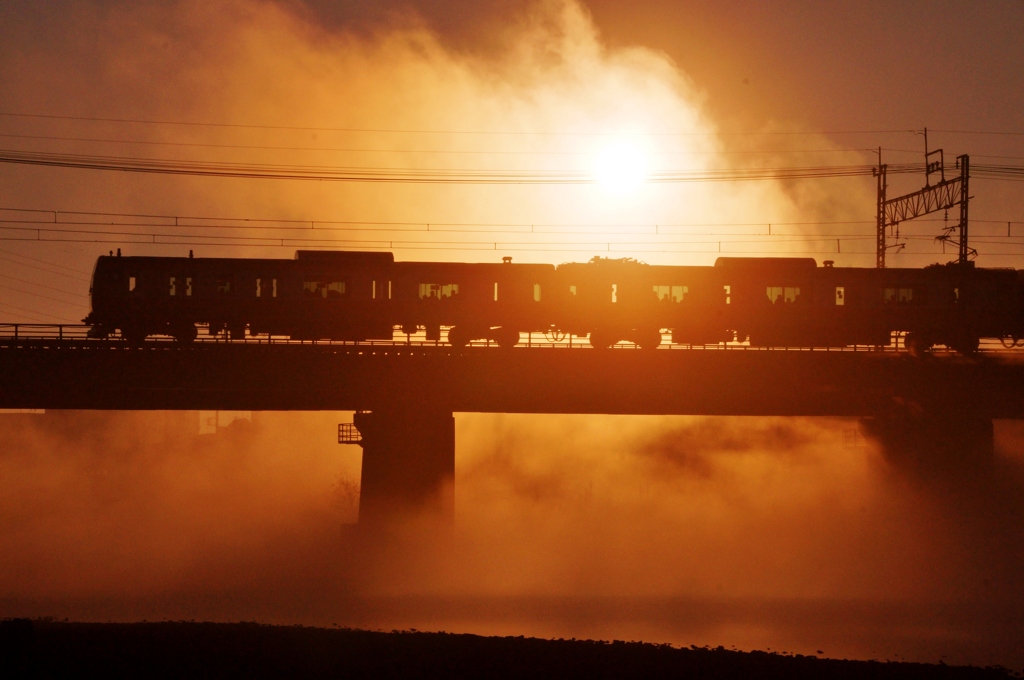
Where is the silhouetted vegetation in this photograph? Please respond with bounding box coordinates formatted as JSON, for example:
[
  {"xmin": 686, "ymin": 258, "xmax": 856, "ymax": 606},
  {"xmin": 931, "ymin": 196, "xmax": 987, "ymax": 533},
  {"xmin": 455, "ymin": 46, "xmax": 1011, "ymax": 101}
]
[{"xmin": 1, "ymin": 619, "xmax": 1016, "ymax": 679}]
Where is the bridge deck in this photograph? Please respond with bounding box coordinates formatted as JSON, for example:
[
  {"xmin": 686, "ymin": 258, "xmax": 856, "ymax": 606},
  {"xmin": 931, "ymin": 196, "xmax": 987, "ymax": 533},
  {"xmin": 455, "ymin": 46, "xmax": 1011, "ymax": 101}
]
[{"xmin": 2, "ymin": 336, "xmax": 1023, "ymax": 416}]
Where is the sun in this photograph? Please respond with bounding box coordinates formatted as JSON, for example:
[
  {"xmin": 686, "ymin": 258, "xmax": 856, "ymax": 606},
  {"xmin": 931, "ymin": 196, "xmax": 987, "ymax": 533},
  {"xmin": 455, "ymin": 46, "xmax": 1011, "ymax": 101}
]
[{"xmin": 593, "ymin": 141, "xmax": 649, "ymax": 192}]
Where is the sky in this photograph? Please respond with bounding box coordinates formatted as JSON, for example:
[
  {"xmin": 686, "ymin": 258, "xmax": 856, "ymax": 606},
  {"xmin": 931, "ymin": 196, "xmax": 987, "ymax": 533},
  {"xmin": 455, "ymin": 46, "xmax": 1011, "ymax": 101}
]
[
  {"xmin": 1, "ymin": 1, "xmax": 1022, "ymax": 326},
  {"xmin": 1, "ymin": 0, "xmax": 1024, "ymax": 668}
]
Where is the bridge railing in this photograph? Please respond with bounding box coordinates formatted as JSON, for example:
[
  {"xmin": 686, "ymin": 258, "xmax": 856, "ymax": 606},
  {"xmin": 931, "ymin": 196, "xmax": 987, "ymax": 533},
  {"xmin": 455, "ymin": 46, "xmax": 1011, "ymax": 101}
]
[
  {"xmin": 0, "ymin": 323, "xmax": 1017, "ymax": 353},
  {"xmin": 0, "ymin": 324, "xmax": 94, "ymax": 341}
]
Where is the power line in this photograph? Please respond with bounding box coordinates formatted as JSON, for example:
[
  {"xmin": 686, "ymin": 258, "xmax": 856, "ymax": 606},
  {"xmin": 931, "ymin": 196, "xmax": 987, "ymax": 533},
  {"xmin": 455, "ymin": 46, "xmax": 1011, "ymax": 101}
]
[
  {"xmin": 0, "ymin": 253, "xmax": 91, "ymax": 282},
  {"xmin": 0, "ymin": 282, "xmax": 90, "ymax": 308},
  {"xmin": 0, "ymin": 224, "xmax": 1014, "ymax": 251},
  {"xmin": 0, "ymin": 111, "xmax": 919, "ymax": 137},
  {"xmin": 2, "ymin": 208, "xmax": 1022, "ymax": 245},
  {"xmin": 0, "ymin": 206, "xmax": 880, "ymax": 229},
  {"xmin": 0, "ymin": 302, "xmax": 77, "ymax": 323},
  {"xmin": 0, "ymin": 246, "xmax": 93, "ymax": 276},
  {"xmin": 0, "ymin": 273, "xmax": 88, "ymax": 298},
  {"xmin": 0, "ymin": 132, "xmax": 880, "ymax": 157},
  {"xmin": 931, "ymin": 128, "xmax": 1024, "ymax": 137},
  {"xmin": 0, "ymin": 148, "xmax": 927, "ymax": 183},
  {"xmin": 4, "ymin": 205, "xmax": 1021, "ymax": 230}
]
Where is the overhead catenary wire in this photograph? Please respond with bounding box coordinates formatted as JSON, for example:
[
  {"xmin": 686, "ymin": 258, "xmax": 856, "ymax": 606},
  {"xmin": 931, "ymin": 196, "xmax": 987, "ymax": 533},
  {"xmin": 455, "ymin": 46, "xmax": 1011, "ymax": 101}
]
[
  {"xmin": 0, "ymin": 282, "xmax": 90, "ymax": 308},
  {"xmin": 4, "ymin": 111, "xmax": 1023, "ymax": 138},
  {"xmin": 0, "ymin": 246, "xmax": 93, "ymax": 276},
  {"xmin": 0, "ymin": 111, "xmax": 924, "ymax": 136},
  {"xmin": 2, "ymin": 207, "xmax": 1022, "ymax": 244},
  {"xmin": 0, "ymin": 301, "xmax": 77, "ymax": 323},
  {"xmin": 0, "ymin": 148, "xmax": 934, "ymax": 183},
  {"xmin": 0, "ymin": 132, "xmax": 889, "ymax": 157},
  {"xmin": 0, "ymin": 253, "xmax": 92, "ymax": 282},
  {"xmin": 0, "ymin": 272, "xmax": 89, "ymax": 298}
]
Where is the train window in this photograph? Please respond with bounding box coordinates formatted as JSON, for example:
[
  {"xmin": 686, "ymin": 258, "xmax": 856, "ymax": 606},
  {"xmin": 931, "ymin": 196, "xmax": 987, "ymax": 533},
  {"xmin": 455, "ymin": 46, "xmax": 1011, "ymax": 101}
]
[
  {"xmin": 835, "ymin": 286, "xmax": 845, "ymax": 305},
  {"xmin": 169, "ymin": 277, "xmax": 176, "ymax": 297},
  {"xmin": 388, "ymin": 281, "xmax": 392, "ymax": 299},
  {"xmin": 724, "ymin": 285, "xmax": 731, "ymax": 305},
  {"xmin": 419, "ymin": 283, "xmax": 459, "ymax": 299},
  {"xmin": 884, "ymin": 288, "xmax": 913, "ymax": 303},
  {"xmin": 186, "ymin": 277, "xmax": 193, "ymax": 297},
  {"xmin": 533, "ymin": 284, "xmax": 541, "ymax": 302},
  {"xmin": 767, "ymin": 286, "xmax": 800, "ymax": 303},
  {"xmin": 303, "ymin": 280, "xmax": 346, "ymax": 298},
  {"xmin": 569, "ymin": 285, "xmax": 577, "ymax": 296},
  {"xmin": 217, "ymin": 280, "xmax": 232, "ymax": 295},
  {"xmin": 257, "ymin": 278, "xmax": 277, "ymax": 298},
  {"xmin": 612, "ymin": 284, "xmax": 618, "ymax": 303},
  {"xmin": 654, "ymin": 285, "xmax": 686, "ymax": 302},
  {"xmin": 260, "ymin": 278, "xmax": 280, "ymax": 299},
  {"xmin": 129, "ymin": 276, "xmax": 137, "ymax": 292},
  {"xmin": 494, "ymin": 282, "xmax": 498, "ymax": 301}
]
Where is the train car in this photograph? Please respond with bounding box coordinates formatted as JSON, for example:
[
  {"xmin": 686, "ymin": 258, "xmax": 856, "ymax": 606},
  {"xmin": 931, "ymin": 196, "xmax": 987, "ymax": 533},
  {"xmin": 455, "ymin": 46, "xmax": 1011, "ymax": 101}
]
[
  {"xmin": 86, "ymin": 250, "xmax": 558, "ymax": 346},
  {"xmin": 85, "ymin": 249, "xmax": 1024, "ymax": 353},
  {"xmin": 390, "ymin": 258, "xmax": 558, "ymax": 346},
  {"xmin": 86, "ymin": 250, "xmax": 394, "ymax": 342}
]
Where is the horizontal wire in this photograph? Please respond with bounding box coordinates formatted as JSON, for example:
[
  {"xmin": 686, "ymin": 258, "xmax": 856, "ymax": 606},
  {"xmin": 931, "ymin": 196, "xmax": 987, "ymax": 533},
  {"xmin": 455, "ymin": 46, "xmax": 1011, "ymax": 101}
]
[
  {"xmin": 0, "ymin": 132, "xmax": 880, "ymax": 157},
  {"xmin": 4, "ymin": 235, "xmax": 1019, "ymax": 258},
  {"xmin": 4, "ymin": 219, "xmax": 1024, "ymax": 244},
  {"xmin": 0, "ymin": 205, "xmax": 879, "ymax": 228},
  {"xmin": 0, "ymin": 111, "xmax": 921, "ymax": 137},
  {"xmin": 0, "ymin": 254, "xmax": 92, "ymax": 282},
  {"xmin": 0, "ymin": 148, "xmax": 927, "ymax": 183},
  {"xmin": 0, "ymin": 272, "xmax": 88, "ymax": 298},
  {"xmin": 3, "ymin": 205, "xmax": 1021, "ymax": 229},
  {"xmin": 4, "ymin": 217, "xmax": 1022, "ymax": 239},
  {"xmin": 0, "ymin": 219, "xmax": 895, "ymax": 244},
  {"xmin": 0, "ymin": 301, "xmax": 77, "ymax": 323},
  {"xmin": 0, "ymin": 282, "xmax": 90, "ymax": 307},
  {"xmin": 0, "ymin": 246, "xmax": 93, "ymax": 275},
  {"xmin": 0, "ymin": 228, "xmax": 1017, "ymax": 255}
]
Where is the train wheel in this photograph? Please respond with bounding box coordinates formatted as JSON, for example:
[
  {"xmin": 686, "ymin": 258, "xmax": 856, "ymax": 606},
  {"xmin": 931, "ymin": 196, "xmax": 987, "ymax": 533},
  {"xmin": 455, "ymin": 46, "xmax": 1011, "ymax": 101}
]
[
  {"xmin": 122, "ymin": 325, "xmax": 147, "ymax": 345},
  {"xmin": 495, "ymin": 327, "xmax": 520, "ymax": 348},
  {"xmin": 950, "ymin": 336, "xmax": 980, "ymax": 355},
  {"xmin": 636, "ymin": 328, "xmax": 663, "ymax": 350},
  {"xmin": 173, "ymin": 323, "xmax": 198, "ymax": 344},
  {"xmin": 904, "ymin": 332, "xmax": 926, "ymax": 357},
  {"xmin": 588, "ymin": 330, "xmax": 611, "ymax": 349},
  {"xmin": 447, "ymin": 326, "xmax": 469, "ymax": 347}
]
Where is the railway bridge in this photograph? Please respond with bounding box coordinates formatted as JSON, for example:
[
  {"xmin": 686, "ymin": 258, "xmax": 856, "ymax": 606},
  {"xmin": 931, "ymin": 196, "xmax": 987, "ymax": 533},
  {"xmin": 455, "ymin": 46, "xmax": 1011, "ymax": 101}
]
[{"xmin": 2, "ymin": 326, "xmax": 1023, "ymax": 524}]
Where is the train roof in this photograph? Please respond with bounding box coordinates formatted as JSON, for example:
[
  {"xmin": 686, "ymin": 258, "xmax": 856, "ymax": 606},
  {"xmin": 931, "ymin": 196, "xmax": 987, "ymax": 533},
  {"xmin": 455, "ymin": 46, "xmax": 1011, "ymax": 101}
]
[
  {"xmin": 714, "ymin": 257, "xmax": 818, "ymax": 269},
  {"xmin": 294, "ymin": 250, "xmax": 394, "ymax": 265}
]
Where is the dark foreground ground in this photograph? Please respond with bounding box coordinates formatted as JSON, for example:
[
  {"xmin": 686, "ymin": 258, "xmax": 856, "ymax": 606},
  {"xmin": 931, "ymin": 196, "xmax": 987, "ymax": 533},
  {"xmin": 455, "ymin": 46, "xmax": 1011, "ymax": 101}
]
[{"xmin": 1, "ymin": 619, "xmax": 1018, "ymax": 679}]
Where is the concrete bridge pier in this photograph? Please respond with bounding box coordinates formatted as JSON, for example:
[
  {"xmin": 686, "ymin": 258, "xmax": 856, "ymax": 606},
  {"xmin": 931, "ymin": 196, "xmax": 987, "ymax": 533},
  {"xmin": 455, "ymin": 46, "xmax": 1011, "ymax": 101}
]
[
  {"xmin": 353, "ymin": 405, "xmax": 455, "ymax": 526},
  {"xmin": 860, "ymin": 413, "xmax": 994, "ymax": 476}
]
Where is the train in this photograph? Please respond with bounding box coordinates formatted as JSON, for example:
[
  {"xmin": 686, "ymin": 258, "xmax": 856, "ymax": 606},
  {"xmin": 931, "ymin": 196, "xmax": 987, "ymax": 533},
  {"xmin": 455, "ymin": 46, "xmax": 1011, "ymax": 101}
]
[{"xmin": 83, "ymin": 249, "xmax": 1024, "ymax": 354}]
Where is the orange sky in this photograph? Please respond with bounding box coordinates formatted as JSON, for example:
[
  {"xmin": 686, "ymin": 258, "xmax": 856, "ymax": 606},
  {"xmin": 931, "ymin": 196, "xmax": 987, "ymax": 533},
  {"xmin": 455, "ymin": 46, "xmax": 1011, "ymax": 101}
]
[{"xmin": 1, "ymin": 0, "xmax": 1022, "ymax": 324}]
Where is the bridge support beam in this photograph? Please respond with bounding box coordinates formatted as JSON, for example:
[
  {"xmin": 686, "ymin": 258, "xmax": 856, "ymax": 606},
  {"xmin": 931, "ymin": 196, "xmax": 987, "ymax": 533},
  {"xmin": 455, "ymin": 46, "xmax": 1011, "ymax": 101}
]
[{"xmin": 354, "ymin": 406, "xmax": 455, "ymax": 526}]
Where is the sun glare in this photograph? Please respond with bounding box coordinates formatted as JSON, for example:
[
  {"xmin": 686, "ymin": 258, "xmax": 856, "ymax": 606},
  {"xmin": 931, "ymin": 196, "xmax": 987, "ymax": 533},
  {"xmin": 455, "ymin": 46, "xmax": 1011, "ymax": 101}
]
[{"xmin": 593, "ymin": 141, "xmax": 649, "ymax": 192}]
